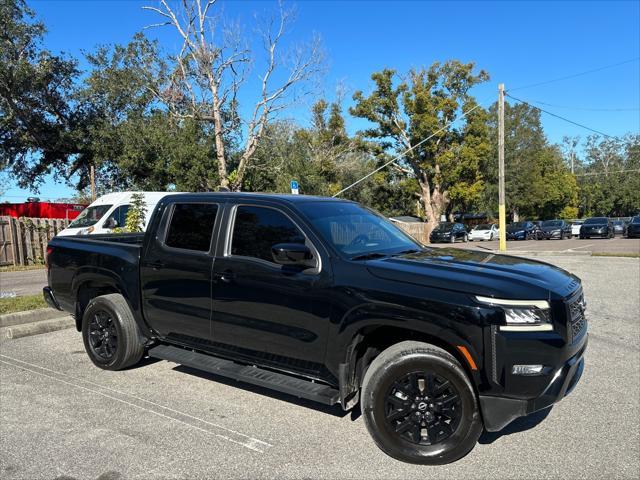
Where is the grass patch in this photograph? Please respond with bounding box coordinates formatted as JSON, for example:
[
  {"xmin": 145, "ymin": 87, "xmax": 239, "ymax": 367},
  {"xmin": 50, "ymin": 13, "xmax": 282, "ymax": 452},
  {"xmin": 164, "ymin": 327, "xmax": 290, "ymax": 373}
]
[
  {"xmin": 592, "ymin": 252, "xmax": 640, "ymax": 258},
  {"xmin": 0, "ymin": 294, "xmax": 47, "ymax": 315},
  {"xmin": 0, "ymin": 264, "xmax": 45, "ymax": 272}
]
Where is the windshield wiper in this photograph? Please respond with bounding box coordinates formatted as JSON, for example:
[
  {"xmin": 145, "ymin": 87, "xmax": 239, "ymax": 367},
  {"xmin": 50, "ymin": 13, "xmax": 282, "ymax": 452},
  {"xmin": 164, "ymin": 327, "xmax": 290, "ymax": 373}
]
[{"xmin": 350, "ymin": 252, "xmax": 388, "ymax": 261}]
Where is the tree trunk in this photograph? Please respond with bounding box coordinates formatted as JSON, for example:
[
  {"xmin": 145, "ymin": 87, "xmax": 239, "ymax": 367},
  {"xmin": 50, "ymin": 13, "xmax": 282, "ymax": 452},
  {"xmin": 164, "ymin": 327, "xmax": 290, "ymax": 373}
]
[
  {"xmin": 512, "ymin": 208, "xmax": 519, "ymax": 222},
  {"xmin": 418, "ymin": 175, "xmax": 446, "ymax": 241}
]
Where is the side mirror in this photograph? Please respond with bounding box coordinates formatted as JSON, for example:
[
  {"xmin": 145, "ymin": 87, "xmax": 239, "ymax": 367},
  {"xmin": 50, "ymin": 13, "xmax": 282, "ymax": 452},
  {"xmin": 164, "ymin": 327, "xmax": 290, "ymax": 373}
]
[
  {"xmin": 271, "ymin": 243, "xmax": 315, "ymax": 268},
  {"xmin": 104, "ymin": 217, "xmax": 117, "ymax": 229}
]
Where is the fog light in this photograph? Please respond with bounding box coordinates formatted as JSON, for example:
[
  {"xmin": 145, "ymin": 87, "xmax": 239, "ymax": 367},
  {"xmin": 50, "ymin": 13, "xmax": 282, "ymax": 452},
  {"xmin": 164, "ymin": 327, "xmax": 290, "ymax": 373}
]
[{"xmin": 512, "ymin": 364, "xmax": 545, "ymax": 376}]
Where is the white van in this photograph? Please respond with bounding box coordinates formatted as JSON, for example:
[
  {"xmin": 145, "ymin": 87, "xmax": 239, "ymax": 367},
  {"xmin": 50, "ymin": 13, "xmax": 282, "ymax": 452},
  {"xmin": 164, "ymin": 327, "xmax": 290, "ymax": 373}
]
[{"xmin": 57, "ymin": 191, "xmax": 180, "ymax": 236}]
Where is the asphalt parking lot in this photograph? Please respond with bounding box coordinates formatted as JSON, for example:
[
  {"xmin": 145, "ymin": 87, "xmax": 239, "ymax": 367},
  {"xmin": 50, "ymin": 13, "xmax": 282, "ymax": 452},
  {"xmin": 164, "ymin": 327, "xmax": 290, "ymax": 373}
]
[
  {"xmin": 1, "ymin": 254, "xmax": 639, "ymax": 479},
  {"xmin": 433, "ymin": 236, "xmax": 640, "ymax": 255}
]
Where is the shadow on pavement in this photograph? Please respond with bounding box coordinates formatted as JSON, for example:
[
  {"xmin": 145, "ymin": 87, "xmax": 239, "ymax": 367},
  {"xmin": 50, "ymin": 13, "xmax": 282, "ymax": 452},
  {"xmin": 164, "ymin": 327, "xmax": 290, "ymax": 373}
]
[
  {"xmin": 173, "ymin": 364, "xmax": 352, "ymax": 418},
  {"xmin": 478, "ymin": 407, "xmax": 552, "ymax": 444}
]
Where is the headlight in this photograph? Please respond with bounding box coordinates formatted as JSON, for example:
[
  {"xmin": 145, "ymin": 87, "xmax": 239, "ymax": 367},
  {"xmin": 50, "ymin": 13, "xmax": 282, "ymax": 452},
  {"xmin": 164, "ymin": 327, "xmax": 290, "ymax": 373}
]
[{"xmin": 475, "ymin": 296, "xmax": 553, "ymax": 331}]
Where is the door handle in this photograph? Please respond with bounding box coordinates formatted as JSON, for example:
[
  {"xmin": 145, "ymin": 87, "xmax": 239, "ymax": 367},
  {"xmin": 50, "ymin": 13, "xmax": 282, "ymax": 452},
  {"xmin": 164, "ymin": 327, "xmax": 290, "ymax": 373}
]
[{"xmin": 215, "ymin": 269, "xmax": 235, "ymax": 283}]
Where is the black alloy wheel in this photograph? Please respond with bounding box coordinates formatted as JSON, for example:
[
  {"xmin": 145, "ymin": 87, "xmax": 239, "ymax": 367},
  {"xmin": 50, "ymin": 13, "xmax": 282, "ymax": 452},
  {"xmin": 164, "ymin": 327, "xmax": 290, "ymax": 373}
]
[
  {"xmin": 384, "ymin": 372, "xmax": 462, "ymax": 446},
  {"xmin": 88, "ymin": 310, "xmax": 118, "ymax": 361},
  {"xmin": 82, "ymin": 293, "xmax": 145, "ymax": 370},
  {"xmin": 361, "ymin": 341, "xmax": 483, "ymax": 464}
]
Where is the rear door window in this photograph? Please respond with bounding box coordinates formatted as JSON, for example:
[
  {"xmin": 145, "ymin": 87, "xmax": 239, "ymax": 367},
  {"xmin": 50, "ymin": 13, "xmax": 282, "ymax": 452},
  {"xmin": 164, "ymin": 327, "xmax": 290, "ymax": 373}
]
[{"xmin": 165, "ymin": 203, "xmax": 219, "ymax": 252}]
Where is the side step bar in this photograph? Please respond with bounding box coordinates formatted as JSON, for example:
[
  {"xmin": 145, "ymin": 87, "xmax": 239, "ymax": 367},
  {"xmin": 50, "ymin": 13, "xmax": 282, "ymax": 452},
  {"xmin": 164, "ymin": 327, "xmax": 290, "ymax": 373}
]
[{"xmin": 148, "ymin": 344, "xmax": 340, "ymax": 406}]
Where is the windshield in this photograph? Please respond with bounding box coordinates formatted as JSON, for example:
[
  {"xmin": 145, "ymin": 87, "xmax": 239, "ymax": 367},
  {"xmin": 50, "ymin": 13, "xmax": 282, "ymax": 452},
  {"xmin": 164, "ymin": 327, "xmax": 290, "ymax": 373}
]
[
  {"xmin": 542, "ymin": 220, "xmax": 562, "ymax": 227},
  {"xmin": 474, "ymin": 224, "xmax": 491, "ymax": 230},
  {"xmin": 509, "ymin": 222, "xmax": 526, "ymax": 229},
  {"xmin": 613, "ymin": 220, "xmax": 624, "ymax": 226},
  {"xmin": 432, "ymin": 222, "xmax": 454, "ymax": 232},
  {"xmin": 632, "ymin": 217, "xmax": 640, "ymax": 224},
  {"xmin": 585, "ymin": 217, "xmax": 607, "ymax": 225},
  {"xmin": 296, "ymin": 202, "xmax": 420, "ymax": 257},
  {"xmin": 69, "ymin": 205, "xmax": 113, "ymax": 228}
]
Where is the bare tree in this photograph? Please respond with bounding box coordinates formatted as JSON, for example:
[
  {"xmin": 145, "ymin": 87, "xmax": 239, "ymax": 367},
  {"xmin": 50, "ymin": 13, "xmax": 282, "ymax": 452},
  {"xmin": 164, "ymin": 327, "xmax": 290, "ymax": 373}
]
[{"xmin": 143, "ymin": 0, "xmax": 323, "ymax": 190}]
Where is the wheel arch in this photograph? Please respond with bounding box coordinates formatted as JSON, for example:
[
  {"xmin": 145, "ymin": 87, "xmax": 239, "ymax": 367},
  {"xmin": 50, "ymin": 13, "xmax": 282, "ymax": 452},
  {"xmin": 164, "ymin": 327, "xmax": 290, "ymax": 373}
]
[
  {"xmin": 72, "ymin": 269, "xmax": 141, "ymax": 334},
  {"xmin": 338, "ymin": 322, "xmax": 482, "ymax": 409}
]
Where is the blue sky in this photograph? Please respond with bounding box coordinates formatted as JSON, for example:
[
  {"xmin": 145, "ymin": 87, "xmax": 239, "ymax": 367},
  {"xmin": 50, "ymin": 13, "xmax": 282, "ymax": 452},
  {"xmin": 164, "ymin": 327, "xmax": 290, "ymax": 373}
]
[{"xmin": 3, "ymin": 0, "xmax": 639, "ymax": 202}]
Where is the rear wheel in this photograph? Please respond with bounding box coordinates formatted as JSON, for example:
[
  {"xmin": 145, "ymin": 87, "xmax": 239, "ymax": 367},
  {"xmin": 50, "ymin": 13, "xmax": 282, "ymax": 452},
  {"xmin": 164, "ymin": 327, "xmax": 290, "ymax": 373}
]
[
  {"xmin": 82, "ymin": 293, "xmax": 144, "ymax": 370},
  {"xmin": 361, "ymin": 341, "xmax": 482, "ymax": 464}
]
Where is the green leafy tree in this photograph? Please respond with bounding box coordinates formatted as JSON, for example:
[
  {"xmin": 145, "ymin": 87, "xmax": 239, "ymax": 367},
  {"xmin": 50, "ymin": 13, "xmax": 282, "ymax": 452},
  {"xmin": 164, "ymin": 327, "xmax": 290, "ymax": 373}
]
[
  {"xmin": 77, "ymin": 35, "xmax": 218, "ymax": 192},
  {"xmin": 483, "ymin": 101, "xmax": 578, "ymax": 220},
  {"xmin": 123, "ymin": 192, "xmax": 147, "ymax": 232},
  {"xmin": 0, "ymin": 0, "xmax": 83, "ymax": 189},
  {"xmin": 350, "ymin": 63, "xmax": 490, "ymax": 231},
  {"xmin": 578, "ymin": 134, "xmax": 640, "ymax": 217}
]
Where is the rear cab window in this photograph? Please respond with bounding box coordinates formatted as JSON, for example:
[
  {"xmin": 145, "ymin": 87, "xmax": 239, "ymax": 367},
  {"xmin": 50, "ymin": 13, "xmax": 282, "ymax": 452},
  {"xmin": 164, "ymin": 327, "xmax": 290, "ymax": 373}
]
[{"xmin": 165, "ymin": 203, "xmax": 219, "ymax": 252}]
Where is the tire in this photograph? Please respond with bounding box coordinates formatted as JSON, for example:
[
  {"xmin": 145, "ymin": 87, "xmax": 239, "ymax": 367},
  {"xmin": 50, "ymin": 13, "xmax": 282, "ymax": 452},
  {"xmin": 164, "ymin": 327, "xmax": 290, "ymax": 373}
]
[
  {"xmin": 361, "ymin": 341, "xmax": 482, "ymax": 465},
  {"xmin": 82, "ymin": 293, "xmax": 145, "ymax": 371},
  {"xmin": 560, "ymin": 232, "xmax": 564, "ymax": 240}
]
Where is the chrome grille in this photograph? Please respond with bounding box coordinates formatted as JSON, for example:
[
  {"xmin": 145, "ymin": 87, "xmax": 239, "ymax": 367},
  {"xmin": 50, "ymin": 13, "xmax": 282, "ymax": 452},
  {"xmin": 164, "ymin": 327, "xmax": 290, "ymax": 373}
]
[{"xmin": 568, "ymin": 291, "xmax": 587, "ymax": 340}]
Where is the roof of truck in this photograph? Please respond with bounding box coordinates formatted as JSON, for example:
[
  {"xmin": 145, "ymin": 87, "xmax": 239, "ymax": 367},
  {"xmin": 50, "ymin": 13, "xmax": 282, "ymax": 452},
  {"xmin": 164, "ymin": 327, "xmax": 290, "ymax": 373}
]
[{"xmin": 167, "ymin": 192, "xmax": 354, "ymax": 204}]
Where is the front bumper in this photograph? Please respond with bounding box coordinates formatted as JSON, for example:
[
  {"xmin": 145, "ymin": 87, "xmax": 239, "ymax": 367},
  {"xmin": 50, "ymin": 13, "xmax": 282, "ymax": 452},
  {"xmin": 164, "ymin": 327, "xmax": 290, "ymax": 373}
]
[
  {"xmin": 480, "ymin": 337, "xmax": 586, "ymax": 431},
  {"xmin": 506, "ymin": 232, "xmax": 526, "ymax": 240},
  {"xmin": 43, "ymin": 286, "xmax": 63, "ymax": 311}
]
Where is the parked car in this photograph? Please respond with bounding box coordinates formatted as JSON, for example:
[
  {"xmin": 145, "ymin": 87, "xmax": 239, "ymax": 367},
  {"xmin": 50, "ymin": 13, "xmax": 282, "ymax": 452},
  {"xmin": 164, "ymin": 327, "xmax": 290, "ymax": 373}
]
[
  {"xmin": 57, "ymin": 191, "xmax": 181, "ymax": 236},
  {"xmin": 429, "ymin": 222, "xmax": 468, "ymax": 243},
  {"xmin": 468, "ymin": 223, "xmax": 499, "ymax": 241},
  {"xmin": 579, "ymin": 217, "xmax": 615, "ymax": 239},
  {"xmin": 571, "ymin": 220, "xmax": 584, "ymax": 237},
  {"xmin": 44, "ymin": 193, "xmax": 587, "ymax": 465},
  {"xmin": 540, "ymin": 220, "xmax": 572, "ymax": 240},
  {"xmin": 612, "ymin": 220, "xmax": 627, "ymax": 236},
  {"xmin": 506, "ymin": 221, "xmax": 540, "ymax": 240},
  {"xmin": 626, "ymin": 216, "xmax": 640, "ymax": 238}
]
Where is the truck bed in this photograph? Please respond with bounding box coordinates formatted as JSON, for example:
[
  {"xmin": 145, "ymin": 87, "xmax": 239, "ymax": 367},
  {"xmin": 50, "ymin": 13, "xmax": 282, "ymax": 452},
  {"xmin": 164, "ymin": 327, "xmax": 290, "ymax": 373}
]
[{"xmin": 47, "ymin": 233, "xmax": 145, "ymax": 316}]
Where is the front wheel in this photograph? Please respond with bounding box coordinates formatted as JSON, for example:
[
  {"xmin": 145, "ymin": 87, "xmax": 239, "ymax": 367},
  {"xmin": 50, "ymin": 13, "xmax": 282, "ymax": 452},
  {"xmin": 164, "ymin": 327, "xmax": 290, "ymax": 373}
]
[
  {"xmin": 82, "ymin": 293, "xmax": 145, "ymax": 371},
  {"xmin": 361, "ymin": 341, "xmax": 483, "ymax": 465}
]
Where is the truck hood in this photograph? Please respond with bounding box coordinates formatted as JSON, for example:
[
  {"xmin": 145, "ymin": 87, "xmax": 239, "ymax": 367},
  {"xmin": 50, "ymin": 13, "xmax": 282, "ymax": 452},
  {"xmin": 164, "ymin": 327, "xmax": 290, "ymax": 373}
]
[{"xmin": 366, "ymin": 248, "xmax": 579, "ymax": 300}]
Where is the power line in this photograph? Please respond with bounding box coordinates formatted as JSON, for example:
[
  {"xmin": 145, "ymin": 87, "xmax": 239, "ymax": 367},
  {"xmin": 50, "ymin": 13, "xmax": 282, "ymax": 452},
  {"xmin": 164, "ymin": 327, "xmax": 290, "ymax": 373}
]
[
  {"xmin": 332, "ymin": 102, "xmax": 485, "ymax": 197},
  {"xmin": 508, "ymin": 57, "xmax": 640, "ymax": 92},
  {"xmin": 505, "ymin": 93, "xmax": 616, "ymax": 138},
  {"xmin": 517, "ymin": 99, "xmax": 639, "ymax": 112}
]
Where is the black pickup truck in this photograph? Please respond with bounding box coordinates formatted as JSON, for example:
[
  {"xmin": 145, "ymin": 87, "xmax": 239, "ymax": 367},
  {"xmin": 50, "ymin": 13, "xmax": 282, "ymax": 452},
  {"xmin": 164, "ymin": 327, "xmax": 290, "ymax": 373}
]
[{"xmin": 44, "ymin": 193, "xmax": 588, "ymax": 464}]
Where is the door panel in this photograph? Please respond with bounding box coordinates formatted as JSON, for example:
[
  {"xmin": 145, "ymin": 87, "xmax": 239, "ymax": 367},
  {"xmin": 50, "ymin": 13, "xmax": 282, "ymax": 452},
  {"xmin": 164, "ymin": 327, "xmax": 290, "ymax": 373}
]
[
  {"xmin": 141, "ymin": 202, "xmax": 219, "ymax": 341},
  {"xmin": 210, "ymin": 204, "xmax": 331, "ymax": 375}
]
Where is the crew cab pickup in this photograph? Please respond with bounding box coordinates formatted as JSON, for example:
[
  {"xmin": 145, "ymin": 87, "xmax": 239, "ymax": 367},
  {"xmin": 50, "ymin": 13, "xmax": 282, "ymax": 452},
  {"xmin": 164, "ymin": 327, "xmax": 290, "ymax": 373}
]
[{"xmin": 44, "ymin": 193, "xmax": 588, "ymax": 464}]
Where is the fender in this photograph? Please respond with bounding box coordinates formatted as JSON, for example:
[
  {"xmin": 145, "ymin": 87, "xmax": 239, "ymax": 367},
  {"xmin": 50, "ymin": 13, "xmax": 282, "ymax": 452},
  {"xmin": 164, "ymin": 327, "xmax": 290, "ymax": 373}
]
[{"xmin": 71, "ymin": 266, "xmax": 152, "ymax": 337}]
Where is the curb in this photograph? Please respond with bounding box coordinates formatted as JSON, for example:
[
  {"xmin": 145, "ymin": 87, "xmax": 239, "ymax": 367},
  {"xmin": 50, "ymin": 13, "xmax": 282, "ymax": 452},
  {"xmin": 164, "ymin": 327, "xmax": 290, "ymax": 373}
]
[
  {"xmin": 0, "ymin": 308, "xmax": 64, "ymax": 328},
  {"xmin": 508, "ymin": 250, "xmax": 593, "ymax": 256},
  {"xmin": 0, "ymin": 315, "xmax": 74, "ymax": 340}
]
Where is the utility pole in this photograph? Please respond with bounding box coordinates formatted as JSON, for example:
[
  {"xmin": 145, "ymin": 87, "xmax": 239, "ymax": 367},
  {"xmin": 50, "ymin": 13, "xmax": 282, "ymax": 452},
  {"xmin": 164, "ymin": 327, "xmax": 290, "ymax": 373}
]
[
  {"xmin": 498, "ymin": 83, "xmax": 506, "ymax": 252},
  {"xmin": 90, "ymin": 165, "xmax": 96, "ymax": 201},
  {"xmin": 571, "ymin": 151, "xmax": 575, "ymax": 174}
]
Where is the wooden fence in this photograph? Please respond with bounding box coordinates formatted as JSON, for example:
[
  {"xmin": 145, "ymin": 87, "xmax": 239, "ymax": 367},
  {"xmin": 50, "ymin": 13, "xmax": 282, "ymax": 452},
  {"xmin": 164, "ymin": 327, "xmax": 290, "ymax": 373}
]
[
  {"xmin": 392, "ymin": 221, "xmax": 431, "ymax": 245},
  {"xmin": 0, "ymin": 216, "xmax": 69, "ymax": 266}
]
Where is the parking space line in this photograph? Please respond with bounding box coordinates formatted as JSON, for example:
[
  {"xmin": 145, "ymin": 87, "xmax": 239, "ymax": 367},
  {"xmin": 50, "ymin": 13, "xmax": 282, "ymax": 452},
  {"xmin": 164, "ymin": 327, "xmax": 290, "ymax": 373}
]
[
  {"xmin": 0, "ymin": 355, "xmax": 273, "ymax": 453},
  {"xmin": 567, "ymin": 244, "xmax": 594, "ymax": 251}
]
